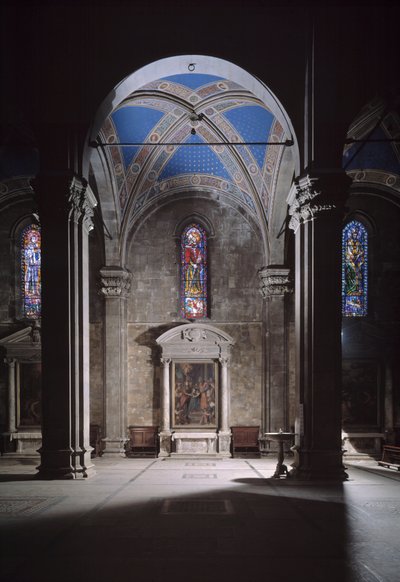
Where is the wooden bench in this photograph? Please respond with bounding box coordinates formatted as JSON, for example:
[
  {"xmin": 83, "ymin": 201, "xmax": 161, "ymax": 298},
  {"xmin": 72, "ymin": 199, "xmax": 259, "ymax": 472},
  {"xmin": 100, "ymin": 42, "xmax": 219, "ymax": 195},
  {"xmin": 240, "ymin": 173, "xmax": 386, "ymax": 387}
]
[
  {"xmin": 125, "ymin": 426, "xmax": 159, "ymax": 458},
  {"xmin": 378, "ymin": 445, "xmax": 400, "ymax": 471},
  {"xmin": 231, "ymin": 426, "xmax": 260, "ymax": 457}
]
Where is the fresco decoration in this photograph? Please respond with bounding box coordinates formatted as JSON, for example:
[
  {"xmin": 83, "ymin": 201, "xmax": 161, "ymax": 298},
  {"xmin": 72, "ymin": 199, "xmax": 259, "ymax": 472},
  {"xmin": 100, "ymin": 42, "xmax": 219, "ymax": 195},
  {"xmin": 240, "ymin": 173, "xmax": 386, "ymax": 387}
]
[
  {"xmin": 181, "ymin": 224, "xmax": 207, "ymax": 319},
  {"xmin": 21, "ymin": 224, "xmax": 41, "ymax": 319},
  {"xmin": 342, "ymin": 220, "xmax": 368, "ymax": 317},
  {"xmin": 342, "ymin": 359, "xmax": 380, "ymax": 428},
  {"xmin": 99, "ymin": 74, "xmax": 287, "ymax": 219},
  {"xmin": 173, "ymin": 361, "xmax": 217, "ymax": 427}
]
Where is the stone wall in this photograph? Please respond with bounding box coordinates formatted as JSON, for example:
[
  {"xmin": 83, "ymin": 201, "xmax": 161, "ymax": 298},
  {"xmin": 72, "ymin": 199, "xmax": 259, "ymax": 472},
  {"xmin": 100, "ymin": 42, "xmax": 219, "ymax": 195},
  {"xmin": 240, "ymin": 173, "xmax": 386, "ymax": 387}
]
[
  {"xmin": 89, "ymin": 322, "xmax": 104, "ymax": 426},
  {"xmin": 126, "ymin": 195, "xmax": 264, "ymax": 428}
]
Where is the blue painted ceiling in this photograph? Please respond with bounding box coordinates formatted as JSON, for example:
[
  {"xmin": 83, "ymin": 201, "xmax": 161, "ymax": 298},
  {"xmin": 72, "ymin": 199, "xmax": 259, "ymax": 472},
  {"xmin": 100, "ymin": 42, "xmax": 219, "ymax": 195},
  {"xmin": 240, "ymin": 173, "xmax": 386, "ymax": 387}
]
[{"xmin": 99, "ymin": 73, "xmax": 287, "ymax": 217}]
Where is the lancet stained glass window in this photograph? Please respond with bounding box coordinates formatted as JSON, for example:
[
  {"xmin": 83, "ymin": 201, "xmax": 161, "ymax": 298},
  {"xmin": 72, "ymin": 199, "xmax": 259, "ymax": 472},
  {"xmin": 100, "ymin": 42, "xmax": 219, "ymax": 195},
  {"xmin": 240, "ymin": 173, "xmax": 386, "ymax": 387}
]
[
  {"xmin": 21, "ymin": 224, "xmax": 41, "ymax": 319},
  {"xmin": 181, "ymin": 224, "xmax": 207, "ymax": 319},
  {"xmin": 342, "ymin": 220, "xmax": 368, "ymax": 317}
]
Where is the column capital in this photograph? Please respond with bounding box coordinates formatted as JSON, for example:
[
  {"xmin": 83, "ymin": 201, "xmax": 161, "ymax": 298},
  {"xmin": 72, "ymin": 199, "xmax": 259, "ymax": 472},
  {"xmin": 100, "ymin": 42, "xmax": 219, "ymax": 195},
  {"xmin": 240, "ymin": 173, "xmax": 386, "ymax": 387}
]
[
  {"xmin": 33, "ymin": 173, "xmax": 97, "ymax": 230},
  {"xmin": 219, "ymin": 356, "xmax": 231, "ymax": 367},
  {"xmin": 161, "ymin": 357, "xmax": 171, "ymax": 366},
  {"xmin": 68, "ymin": 176, "xmax": 97, "ymax": 233},
  {"xmin": 258, "ymin": 266, "xmax": 293, "ymax": 298},
  {"xmin": 99, "ymin": 266, "xmax": 132, "ymax": 298},
  {"xmin": 288, "ymin": 172, "xmax": 350, "ymax": 233},
  {"xmin": 4, "ymin": 357, "xmax": 16, "ymax": 367}
]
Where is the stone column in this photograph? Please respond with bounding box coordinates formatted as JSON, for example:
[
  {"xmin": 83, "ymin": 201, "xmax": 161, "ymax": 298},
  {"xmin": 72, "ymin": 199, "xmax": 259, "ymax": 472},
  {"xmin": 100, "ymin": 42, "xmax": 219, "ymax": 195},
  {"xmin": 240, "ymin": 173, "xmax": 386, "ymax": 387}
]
[
  {"xmin": 158, "ymin": 357, "xmax": 172, "ymax": 457},
  {"xmin": 99, "ymin": 267, "xmax": 131, "ymax": 454},
  {"xmin": 218, "ymin": 356, "xmax": 231, "ymax": 456},
  {"xmin": 259, "ymin": 267, "xmax": 292, "ymax": 435},
  {"xmin": 36, "ymin": 175, "xmax": 97, "ymax": 479},
  {"xmin": 5, "ymin": 358, "xmax": 17, "ymax": 433},
  {"xmin": 288, "ymin": 172, "xmax": 350, "ymax": 481}
]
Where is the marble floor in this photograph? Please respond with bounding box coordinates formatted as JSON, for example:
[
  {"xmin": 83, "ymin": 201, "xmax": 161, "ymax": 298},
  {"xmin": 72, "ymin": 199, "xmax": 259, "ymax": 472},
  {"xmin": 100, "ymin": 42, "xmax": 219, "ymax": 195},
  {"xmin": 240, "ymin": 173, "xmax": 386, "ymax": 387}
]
[{"xmin": 0, "ymin": 455, "xmax": 399, "ymax": 582}]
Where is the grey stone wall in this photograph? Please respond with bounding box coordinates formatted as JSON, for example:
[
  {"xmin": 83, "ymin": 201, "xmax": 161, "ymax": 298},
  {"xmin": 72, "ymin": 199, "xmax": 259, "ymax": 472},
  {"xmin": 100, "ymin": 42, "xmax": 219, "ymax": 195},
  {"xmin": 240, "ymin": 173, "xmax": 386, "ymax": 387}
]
[
  {"xmin": 126, "ymin": 196, "xmax": 264, "ymax": 428},
  {"xmin": 89, "ymin": 322, "xmax": 104, "ymax": 426}
]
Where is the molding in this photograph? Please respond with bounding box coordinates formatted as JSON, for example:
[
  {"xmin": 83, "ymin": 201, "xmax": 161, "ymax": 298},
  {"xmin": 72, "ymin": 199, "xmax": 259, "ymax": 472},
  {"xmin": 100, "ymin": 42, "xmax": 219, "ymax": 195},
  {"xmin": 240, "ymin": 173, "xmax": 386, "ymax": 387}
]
[
  {"xmin": 258, "ymin": 266, "xmax": 292, "ymax": 298},
  {"xmin": 68, "ymin": 176, "xmax": 97, "ymax": 232},
  {"xmin": 156, "ymin": 323, "xmax": 234, "ymax": 361},
  {"xmin": 99, "ymin": 266, "xmax": 132, "ymax": 298},
  {"xmin": 288, "ymin": 173, "xmax": 349, "ymax": 232}
]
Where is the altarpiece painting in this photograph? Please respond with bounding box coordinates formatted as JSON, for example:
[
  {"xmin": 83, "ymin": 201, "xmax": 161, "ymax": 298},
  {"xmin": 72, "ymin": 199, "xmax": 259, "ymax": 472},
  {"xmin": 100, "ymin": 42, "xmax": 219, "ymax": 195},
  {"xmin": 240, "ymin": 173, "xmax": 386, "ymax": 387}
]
[{"xmin": 173, "ymin": 361, "xmax": 218, "ymax": 427}]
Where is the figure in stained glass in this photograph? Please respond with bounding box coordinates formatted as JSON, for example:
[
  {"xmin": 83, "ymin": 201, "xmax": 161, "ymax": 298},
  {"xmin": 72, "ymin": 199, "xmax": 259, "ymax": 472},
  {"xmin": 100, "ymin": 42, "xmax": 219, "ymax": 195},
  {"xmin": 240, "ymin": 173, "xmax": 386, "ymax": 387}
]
[
  {"xmin": 21, "ymin": 224, "xmax": 41, "ymax": 318},
  {"xmin": 181, "ymin": 224, "xmax": 207, "ymax": 319},
  {"xmin": 342, "ymin": 220, "xmax": 367, "ymax": 317}
]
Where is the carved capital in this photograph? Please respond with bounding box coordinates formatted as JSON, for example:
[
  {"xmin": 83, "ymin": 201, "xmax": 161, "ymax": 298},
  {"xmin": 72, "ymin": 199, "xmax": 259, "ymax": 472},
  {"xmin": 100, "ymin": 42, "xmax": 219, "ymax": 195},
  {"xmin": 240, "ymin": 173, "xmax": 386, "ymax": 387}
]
[
  {"xmin": 219, "ymin": 356, "xmax": 231, "ymax": 367},
  {"xmin": 258, "ymin": 266, "xmax": 292, "ymax": 298},
  {"xmin": 4, "ymin": 357, "xmax": 16, "ymax": 367},
  {"xmin": 68, "ymin": 176, "xmax": 97, "ymax": 232},
  {"xmin": 288, "ymin": 175, "xmax": 328, "ymax": 232},
  {"xmin": 288, "ymin": 173, "xmax": 351, "ymax": 233},
  {"xmin": 99, "ymin": 266, "xmax": 132, "ymax": 298},
  {"xmin": 161, "ymin": 358, "xmax": 171, "ymax": 367}
]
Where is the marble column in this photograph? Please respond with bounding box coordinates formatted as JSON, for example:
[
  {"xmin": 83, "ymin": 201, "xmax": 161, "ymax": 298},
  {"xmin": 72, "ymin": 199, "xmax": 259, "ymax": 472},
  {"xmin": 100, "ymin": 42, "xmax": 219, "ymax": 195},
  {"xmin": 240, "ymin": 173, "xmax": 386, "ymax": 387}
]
[
  {"xmin": 36, "ymin": 175, "xmax": 97, "ymax": 479},
  {"xmin": 99, "ymin": 267, "xmax": 131, "ymax": 454},
  {"xmin": 158, "ymin": 357, "xmax": 172, "ymax": 457},
  {"xmin": 218, "ymin": 356, "xmax": 231, "ymax": 456},
  {"xmin": 288, "ymin": 172, "xmax": 350, "ymax": 481},
  {"xmin": 259, "ymin": 267, "xmax": 292, "ymax": 435},
  {"xmin": 5, "ymin": 358, "xmax": 16, "ymax": 433}
]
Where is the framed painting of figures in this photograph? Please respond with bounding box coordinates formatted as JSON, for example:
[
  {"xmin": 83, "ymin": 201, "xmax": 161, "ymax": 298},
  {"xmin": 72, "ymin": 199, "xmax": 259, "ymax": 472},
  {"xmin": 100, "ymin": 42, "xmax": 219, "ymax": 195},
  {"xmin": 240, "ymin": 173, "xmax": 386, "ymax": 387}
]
[{"xmin": 172, "ymin": 361, "xmax": 218, "ymax": 428}]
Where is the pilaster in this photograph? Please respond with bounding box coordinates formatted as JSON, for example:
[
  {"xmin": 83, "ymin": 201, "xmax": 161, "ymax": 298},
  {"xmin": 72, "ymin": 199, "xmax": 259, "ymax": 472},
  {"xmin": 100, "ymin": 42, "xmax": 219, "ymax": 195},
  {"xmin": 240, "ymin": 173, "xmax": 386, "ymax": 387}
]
[
  {"xmin": 99, "ymin": 266, "xmax": 131, "ymax": 454},
  {"xmin": 218, "ymin": 356, "xmax": 232, "ymax": 456},
  {"xmin": 5, "ymin": 358, "xmax": 17, "ymax": 434},
  {"xmin": 158, "ymin": 358, "xmax": 172, "ymax": 457},
  {"xmin": 259, "ymin": 267, "xmax": 292, "ymax": 437}
]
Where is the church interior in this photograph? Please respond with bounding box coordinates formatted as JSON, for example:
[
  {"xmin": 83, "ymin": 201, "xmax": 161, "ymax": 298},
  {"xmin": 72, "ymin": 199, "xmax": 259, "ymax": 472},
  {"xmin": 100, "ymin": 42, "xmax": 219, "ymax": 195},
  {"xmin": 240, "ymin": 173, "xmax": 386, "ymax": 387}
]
[{"xmin": 0, "ymin": 2, "xmax": 399, "ymax": 581}]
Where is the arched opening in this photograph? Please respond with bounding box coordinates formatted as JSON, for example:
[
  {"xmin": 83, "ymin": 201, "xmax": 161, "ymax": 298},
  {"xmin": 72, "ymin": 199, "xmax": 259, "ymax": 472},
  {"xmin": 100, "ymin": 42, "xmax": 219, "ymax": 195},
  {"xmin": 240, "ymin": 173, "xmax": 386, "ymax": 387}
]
[{"xmin": 85, "ymin": 55, "xmax": 299, "ymax": 456}]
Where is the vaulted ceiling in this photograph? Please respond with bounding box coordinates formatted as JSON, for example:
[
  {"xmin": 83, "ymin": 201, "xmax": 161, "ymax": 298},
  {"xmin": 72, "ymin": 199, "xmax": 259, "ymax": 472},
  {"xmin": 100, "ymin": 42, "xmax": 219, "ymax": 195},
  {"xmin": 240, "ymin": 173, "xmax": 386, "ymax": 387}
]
[{"xmin": 96, "ymin": 73, "xmax": 290, "ymax": 226}]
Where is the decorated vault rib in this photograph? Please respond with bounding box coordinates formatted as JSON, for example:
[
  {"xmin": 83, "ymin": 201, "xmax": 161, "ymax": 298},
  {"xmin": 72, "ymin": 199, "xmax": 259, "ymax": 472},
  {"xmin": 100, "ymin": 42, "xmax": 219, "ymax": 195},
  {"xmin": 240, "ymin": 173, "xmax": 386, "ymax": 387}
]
[
  {"xmin": 126, "ymin": 105, "xmax": 259, "ymax": 218},
  {"xmin": 199, "ymin": 104, "xmax": 267, "ymax": 192},
  {"xmin": 98, "ymin": 117, "xmax": 128, "ymax": 208},
  {"xmin": 263, "ymin": 119, "xmax": 286, "ymax": 215},
  {"xmin": 122, "ymin": 107, "xmax": 186, "ymax": 210},
  {"xmin": 154, "ymin": 76, "xmax": 247, "ymax": 101},
  {"xmin": 346, "ymin": 169, "xmax": 400, "ymax": 192},
  {"xmin": 100, "ymin": 73, "xmax": 286, "ymax": 221},
  {"xmin": 132, "ymin": 174, "xmax": 256, "ymax": 218}
]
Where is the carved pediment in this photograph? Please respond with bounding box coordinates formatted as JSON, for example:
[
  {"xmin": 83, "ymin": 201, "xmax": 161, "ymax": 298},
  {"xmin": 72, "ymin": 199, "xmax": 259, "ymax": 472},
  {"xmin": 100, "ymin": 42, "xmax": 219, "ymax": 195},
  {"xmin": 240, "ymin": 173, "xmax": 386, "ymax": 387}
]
[
  {"xmin": 0, "ymin": 326, "xmax": 41, "ymax": 360},
  {"xmin": 156, "ymin": 323, "xmax": 234, "ymax": 360}
]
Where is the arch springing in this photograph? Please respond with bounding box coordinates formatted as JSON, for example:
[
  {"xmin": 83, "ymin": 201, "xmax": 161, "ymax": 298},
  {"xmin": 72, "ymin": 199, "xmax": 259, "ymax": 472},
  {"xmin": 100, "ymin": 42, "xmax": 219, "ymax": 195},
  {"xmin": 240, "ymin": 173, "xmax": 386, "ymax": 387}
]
[
  {"xmin": 342, "ymin": 220, "xmax": 368, "ymax": 317},
  {"xmin": 181, "ymin": 223, "xmax": 207, "ymax": 319},
  {"xmin": 21, "ymin": 224, "xmax": 41, "ymax": 319}
]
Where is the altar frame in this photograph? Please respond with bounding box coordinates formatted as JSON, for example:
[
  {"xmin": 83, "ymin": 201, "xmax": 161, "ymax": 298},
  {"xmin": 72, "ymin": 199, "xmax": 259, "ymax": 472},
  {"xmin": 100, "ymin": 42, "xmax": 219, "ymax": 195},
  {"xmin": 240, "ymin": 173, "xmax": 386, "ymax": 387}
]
[
  {"xmin": 156, "ymin": 323, "xmax": 234, "ymax": 457},
  {"xmin": 172, "ymin": 360, "xmax": 218, "ymax": 428}
]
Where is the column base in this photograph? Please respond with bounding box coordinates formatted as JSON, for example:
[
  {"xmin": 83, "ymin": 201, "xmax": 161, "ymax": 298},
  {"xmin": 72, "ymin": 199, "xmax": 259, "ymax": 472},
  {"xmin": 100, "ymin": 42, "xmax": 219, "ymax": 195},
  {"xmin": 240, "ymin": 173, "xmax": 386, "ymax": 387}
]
[
  {"xmin": 218, "ymin": 430, "xmax": 232, "ymax": 457},
  {"xmin": 101, "ymin": 437, "xmax": 128, "ymax": 455},
  {"xmin": 289, "ymin": 448, "xmax": 348, "ymax": 481},
  {"xmin": 158, "ymin": 430, "xmax": 172, "ymax": 457},
  {"xmin": 37, "ymin": 448, "xmax": 96, "ymax": 479}
]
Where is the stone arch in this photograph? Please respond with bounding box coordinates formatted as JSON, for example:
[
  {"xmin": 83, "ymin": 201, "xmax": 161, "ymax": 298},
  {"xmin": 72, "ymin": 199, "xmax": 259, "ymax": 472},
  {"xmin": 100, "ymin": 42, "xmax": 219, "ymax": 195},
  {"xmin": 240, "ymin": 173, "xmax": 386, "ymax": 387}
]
[{"xmin": 84, "ymin": 55, "xmax": 300, "ymax": 267}]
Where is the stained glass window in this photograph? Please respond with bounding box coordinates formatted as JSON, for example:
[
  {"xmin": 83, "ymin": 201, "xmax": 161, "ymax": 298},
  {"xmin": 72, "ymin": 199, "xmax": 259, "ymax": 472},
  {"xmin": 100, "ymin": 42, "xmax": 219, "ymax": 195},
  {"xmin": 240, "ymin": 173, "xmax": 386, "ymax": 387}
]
[
  {"xmin": 21, "ymin": 224, "xmax": 41, "ymax": 319},
  {"xmin": 342, "ymin": 220, "xmax": 368, "ymax": 317},
  {"xmin": 181, "ymin": 223, "xmax": 207, "ymax": 319}
]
